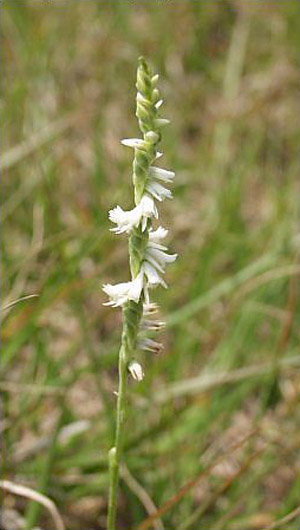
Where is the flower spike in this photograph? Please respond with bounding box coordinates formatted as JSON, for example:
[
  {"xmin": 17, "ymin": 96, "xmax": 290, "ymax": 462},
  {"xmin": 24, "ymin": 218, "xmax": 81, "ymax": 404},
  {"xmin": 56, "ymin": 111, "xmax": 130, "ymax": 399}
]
[{"xmin": 104, "ymin": 58, "xmax": 177, "ymax": 529}]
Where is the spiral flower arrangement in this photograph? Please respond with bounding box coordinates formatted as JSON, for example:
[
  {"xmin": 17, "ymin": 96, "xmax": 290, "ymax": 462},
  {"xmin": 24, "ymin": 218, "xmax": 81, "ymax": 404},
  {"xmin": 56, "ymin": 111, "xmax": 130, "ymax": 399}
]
[{"xmin": 103, "ymin": 57, "xmax": 176, "ymax": 530}]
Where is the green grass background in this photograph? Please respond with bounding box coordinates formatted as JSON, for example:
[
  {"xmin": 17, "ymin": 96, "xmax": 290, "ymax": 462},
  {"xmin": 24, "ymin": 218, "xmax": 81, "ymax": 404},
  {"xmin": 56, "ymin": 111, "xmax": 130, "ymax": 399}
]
[{"xmin": 2, "ymin": 1, "xmax": 300, "ymax": 529}]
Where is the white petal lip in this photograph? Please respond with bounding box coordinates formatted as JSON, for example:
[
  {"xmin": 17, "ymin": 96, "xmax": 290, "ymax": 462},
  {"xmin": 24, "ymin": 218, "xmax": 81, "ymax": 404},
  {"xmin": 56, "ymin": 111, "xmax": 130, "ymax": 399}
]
[
  {"xmin": 102, "ymin": 281, "xmax": 131, "ymax": 307},
  {"xmin": 109, "ymin": 205, "xmax": 141, "ymax": 234},
  {"xmin": 102, "ymin": 271, "xmax": 144, "ymax": 307},
  {"xmin": 109, "ymin": 195, "xmax": 158, "ymax": 234},
  {"xmin": 103, "ymin": 282, "xmax": 130, "ymax": 299},
  {"xmin": 149, "ymin": 166, "xmax": 175, "ymax": 183}
]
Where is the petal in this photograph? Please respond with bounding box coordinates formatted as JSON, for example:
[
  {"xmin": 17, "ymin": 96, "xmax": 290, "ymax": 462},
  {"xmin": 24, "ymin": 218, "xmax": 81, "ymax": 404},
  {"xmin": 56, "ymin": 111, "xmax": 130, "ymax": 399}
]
[
  {"xmin": 140, "ymin": 194, "xmax": 158, "ymax": 218},
  {"xmin": 136, "ymin": 92, "xmax": 147, "ymax": 103},
  {"xmin": 149, "ymin": 166, "xmax": 175, "ymax": 183},
  {"xmin": 108, "ymin": 205, "xmax": 125, "ymax": 224},
  {"xmin": 148, "ymin": 241, "xmax": 168, "ymax": 251},
  {"xmin": 141, "ymin": 319, "xmax": 165, "ymax": 330},
  {"xmin": 121, "ymin": 138, "xmax": 144, "ymax": 148},
  {"xmin": 128, "ymin": 271, "xmax": 144, "ymax": 302},
  {"xmin": 149, "ymin": 226, "xmax": 169, "ymax": 242},
  {"xmin": 143, "ymin": 262, "xmax": 167, "ymax": 288},
  {"xmin": 146, "ymin": 181, "xmax": 173, "ymax": 201},
  {"xmin": 145, "ymin": 254, "xmax": 165, "ymax": 274},
  {"xmin": 109, "ymin": 203, "xmax": 145, "ymax": 233},
  {"xmin": 146, "ymin": 247, "xmax": 177, "ymax": 268},
  {"xmin": 144, "ymin": 284, "xmax": 150, "ymax": 305},
  {"xmin": 155, "ymin": 99, "xmax": 164, "ymax": 109},
  {"xmin": 102, "ymin": 282, "xmax": 128, "ymax": 297},
  {"xmin": 151, "ymin": 248, "xmax": 177, "ymax": 263},
  {"xmin": 128, "ymin": 361, "xmax": 144, "ymax": 381},
  {"xmin": 139, "ymin": 338, "xmax": 163, "ymax": 353}
]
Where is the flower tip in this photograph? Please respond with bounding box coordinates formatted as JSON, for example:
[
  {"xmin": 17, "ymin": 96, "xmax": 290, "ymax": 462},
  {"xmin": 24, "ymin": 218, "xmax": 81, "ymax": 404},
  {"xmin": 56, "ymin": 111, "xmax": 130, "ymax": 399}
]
[{"xmin": 138, "ymin": 55, "xmax": 146, "ymax": 66}]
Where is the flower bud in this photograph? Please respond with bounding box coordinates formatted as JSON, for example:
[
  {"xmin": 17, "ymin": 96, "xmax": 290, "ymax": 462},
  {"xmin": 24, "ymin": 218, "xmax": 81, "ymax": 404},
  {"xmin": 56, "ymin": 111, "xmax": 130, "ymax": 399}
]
[
  {"xmin": 151, "ymin": 74, "xmax": 159, "ymax": 87},
  {"xmin": 145, "ymin": 131, "xmax": 159, "ymax": 143},
  {"xmin": 128, "ymin": 361, "xmax": 144, "ymax": 382}
]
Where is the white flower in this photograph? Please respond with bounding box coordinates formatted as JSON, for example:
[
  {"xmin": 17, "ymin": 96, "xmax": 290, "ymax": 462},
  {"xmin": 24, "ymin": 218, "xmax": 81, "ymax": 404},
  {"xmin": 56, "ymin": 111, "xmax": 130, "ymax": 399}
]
[
  {"xmin": 149, "ymin": 166, "xmax": 175, "ymax": 183},
  {"xmin": 142, "ymin": 261, "xmax": 166, "ymax": 304},
  {"xmin": 128, "ymin": 361, "xmax": 144, "ymax": 382},
  {"xmin": 149, "ymin": 226, "xmax": 169, "ymax": 243},
  {"xmin": 140, "ymin": 238, "xmax": 176, "ymax": 303},
  {"xmin": 143, "ymin": 262, "xmax": 167, "ymax": 288},
  {"xmin": 103, "ymin": 271, "xmax": 144, "ymax": 307},
  {"xmin": 141, "ymin": 319, "xmax": 165, "ymax": 331},
  {"xmin": 139, "ymin": 338, "xmax": 163, "ymax": 354},
  {"xmin": 109, "ymin": 195, "xmax": 158, "ymax": 234},
  {"xmin": 138, "ymin": 194, "xmax": 159, "ymax": 229},
  {"xmin": 109, "ymin": 205, "xmax": 141, "ymax": 234},
  {"xmin": 146, "ymin": 181, "xmax": 172, "ymax": 202},
  {"xmin": 121, "ymin": 138, "xmax": 145, "ymax": 149},
  {"xmin": 145, "ymin": 245, "xmax": 177, "ymax": 273}
]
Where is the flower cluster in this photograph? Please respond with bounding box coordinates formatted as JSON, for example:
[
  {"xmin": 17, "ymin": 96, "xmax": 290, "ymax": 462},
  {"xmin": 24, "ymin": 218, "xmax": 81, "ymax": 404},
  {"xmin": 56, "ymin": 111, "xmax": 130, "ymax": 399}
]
[
  {"xmin": 103, "ymin": 226, "xmax": 176, "ymax": 307},
  {"xmin": 103, "ymin": 57, "xmax": 176, "ymax": 381}
]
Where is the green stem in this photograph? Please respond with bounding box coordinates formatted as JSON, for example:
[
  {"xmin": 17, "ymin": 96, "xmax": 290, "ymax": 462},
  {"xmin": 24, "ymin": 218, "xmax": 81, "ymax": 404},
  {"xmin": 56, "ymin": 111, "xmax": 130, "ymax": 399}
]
[
  {"xmin": 107, "ymin": 296, "xmax": 143, "ymax": 530},
  {"xmin": 107, "ymin": 341, "xmax": 128, "ymax": 530}
]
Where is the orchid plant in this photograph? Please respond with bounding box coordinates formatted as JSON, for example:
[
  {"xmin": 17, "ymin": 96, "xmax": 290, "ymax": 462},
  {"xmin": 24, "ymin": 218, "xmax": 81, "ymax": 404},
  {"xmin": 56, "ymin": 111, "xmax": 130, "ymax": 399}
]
[{"xmin": 103, "ymin": 57, "xmax": 176, "ymax": 530}]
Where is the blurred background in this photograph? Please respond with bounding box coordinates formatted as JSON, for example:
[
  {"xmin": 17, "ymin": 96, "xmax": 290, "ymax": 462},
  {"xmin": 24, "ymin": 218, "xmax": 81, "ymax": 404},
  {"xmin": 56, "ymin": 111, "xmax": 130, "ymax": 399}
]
[{"xmin": 1, "ymin": 1, "xmax": 300, "ymax": 529}]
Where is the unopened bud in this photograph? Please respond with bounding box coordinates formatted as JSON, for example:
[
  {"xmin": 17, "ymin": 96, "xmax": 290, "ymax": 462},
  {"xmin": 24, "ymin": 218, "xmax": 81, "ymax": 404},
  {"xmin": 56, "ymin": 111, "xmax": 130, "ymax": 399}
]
[
  {"xmin": 128, "ymin": 361, "xmax": 144, "ymax": 382},
  {"xmin": 145, "ymin": 131, "xmax": 159, "ymax": 143},
  {"xmin": 155, "ymin": 118, "xmax": 170, "ymax": 128},
  {"xmin": 151, "ymin": 74, "xmax": 159, "ymax": 87}
]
